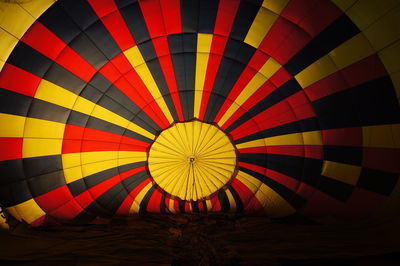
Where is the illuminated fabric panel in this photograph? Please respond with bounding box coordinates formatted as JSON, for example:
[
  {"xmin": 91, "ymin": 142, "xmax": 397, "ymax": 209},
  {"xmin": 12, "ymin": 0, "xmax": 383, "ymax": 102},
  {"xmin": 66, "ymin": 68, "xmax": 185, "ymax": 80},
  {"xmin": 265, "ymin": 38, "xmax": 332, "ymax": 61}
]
[{"xmin": 0, "ymin": 0, "xmax": 399, "ymax": 226}]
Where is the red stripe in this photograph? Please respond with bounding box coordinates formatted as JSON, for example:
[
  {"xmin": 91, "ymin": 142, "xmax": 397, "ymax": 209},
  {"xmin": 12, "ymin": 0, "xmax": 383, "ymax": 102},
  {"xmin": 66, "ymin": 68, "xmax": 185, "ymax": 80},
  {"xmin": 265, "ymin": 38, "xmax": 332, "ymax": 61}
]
[
  {"xmin": 322, "ymin": 127, "xmax": 362, "ymax": 146},
  {"xmin": 0, "ymin": 138, "xmax": 22, "ymax": 161},
  {"xmin": 139, "ymin": 0, "xmax": 166, "ymax": 38},
  {"xmin": 220, "ymin": 69, "xmax": 291, "ymax": 130},
  {"xmin": 230, "ymin": 91, "xmax": 316, "ymax": 140},
  {"xmin": 146, "ymin": 188, "xmax": 163, "ymax": 212},
  {"xmin": 214, "ymin": 51, "xmax": 271, "ymax": 123},
  {"xmin": 34, "ymin": 186, "xmax": 74, "ymax": 213},
  {"xmin": 116, "ymin": 177, "xmax": 152, "ymax": 215},
  {"xmin": 231, "ymin": 178, "xmax": 262, "ymax": 212},
  {"xmin": 304, "ymin": 55, "xmax": 388, "ymax": 101},
  {"xmin": 160, "ymin": 0, "xmax": 181, "ymax": 35},
  {"xmin": 198, "ymin": 0, "xmax": 240, "ymax": 119},
  {"xmin": 88, "ymin": 0, "xmax": 136, "ymax": 51},
  {"xmin": 0, "ymin": 64, "xmax": 41, "ymax": 97},
  {"xmin": 363, "ymin": 148, "xmax": 400, "ymax": 173},
  {"xmin": 239, "ymin": 145, "xmax": 323, "ymax": 160},
  {"xmin": 21, "ymin": 22, "xmax": 96, "ymax": 82}
]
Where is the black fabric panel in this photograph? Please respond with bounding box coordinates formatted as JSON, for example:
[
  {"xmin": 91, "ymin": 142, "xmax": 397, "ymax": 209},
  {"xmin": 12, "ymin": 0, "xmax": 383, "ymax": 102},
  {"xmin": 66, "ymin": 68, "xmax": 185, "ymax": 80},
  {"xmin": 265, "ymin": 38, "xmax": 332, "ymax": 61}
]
[
  {"xmin": 239, "ymin": 166, "xmax": 306, "ymax": 209},
  {"xmin": 318, "ymin": 176, "xmax": 355, "ymax": 201},
  {"xmin": 68, "ymin": 33, "xmax": 108, "ymax": 70},
  {"xmin": 0, "ymin": 89, "xmax": 32, "ymax": 116},
  {"xmin": 179, "ymin": 200, "xmax": 185, "ymax": 213},
  {"xmin": 228, "ymin": 186, "xmax": 244, "ymax": 213},
  {"xmin": 284, "ymin": 14, "xmax": 360, "ymax": 75},
  {"xmin": 38, "ymin": 2, "xmax": 81, "ymax": 44},
  {"xmin": 97, "ymin": 95, "xmax": 135, "ymax": 121},
  {"xmin": 357, "ymin": 168, "xmax": 399, "ymax": 196},
  {"xmin": 28, "ymin": 170, "xmax": 65, "ymax": 198},
  {"xmin": 66, "ymin": 110, "xmax": 90, "ymax": 127},
  {"xmin": 226, "ymin": 78, "xmax": 302, "ymax": 132},
  {"xmin": 71, "ymin": 209, "xmax": 97, "ymax": 224},
  {"xmin": 92, "ymin": 183, "xmax": 129, "ymax": 216},
  {"xmin": 0, "ymin": 180, "xmax": 31, "ymax": 207},
  {"xmin": 118, "ymin": 2, "xmax": 151, "ymax": 44},
  {"xmin": 44, "ymin": 63, "xmax": 86, "ymax": 94},
  {"xmin": 139, "ymin": 185, "xmax": 156, "ymax": 214},
  {"xmin": 0, "ymin": 159, "xmax": 26, "ymax": 186},
  {"xmin": 235, "ymin": 117, "xmax": 320, "ymax": 144},
  {"xmin": 160, "ymin": 193, "xmax": 167, "ymax": 213},
  {"xmin": 23, "ymin": 155, "xmax": 62, "ymax": 179},
  {"xmin": 191, "ymin": 201, "xmax": 199, "ymax": 213},
  {"xmin": 218, "ymin": 190, "xmax": 230, "ymax": 212},
  {"xmin": 229, "ymin": 0, "xmax": 262, "ymax": 41},
  {"xmin": 67, "ymin": 179, "xmax": 87, "ymax": 197},
  {"xmin": 79, "ymin": 84, "xmax": 103, "ymax": 103},
  {"xmin": 324, "ymin": 146, "xmax": 362, "ymax": 165},
  {"xmin": 28, "ymin": 99, "xmax": 71, "ymax": 124},
  {"xmin": 84, "ymin": 20, "xmax": 121, "ymax": 60},
  {"xmin": 59, "ymin": 0, "xmax": 98, "ymax": 31},
  {"xmin": 181, "ymin": 0, "xmax": 199, "ymax": 33},
  {"xmin": 6, "ymin": 42, "xmax": 53, "ymax": 78},
  {"xmin": 89, "ymin": 73, "xmax": 112, "ymax": 93},
  {"xmin": 198, "ymin": 0, "xmax": 219, "ymax": 33},
  {"xmin": 122, "ymin": 171, "xmax": 149, "ymax": 191}
]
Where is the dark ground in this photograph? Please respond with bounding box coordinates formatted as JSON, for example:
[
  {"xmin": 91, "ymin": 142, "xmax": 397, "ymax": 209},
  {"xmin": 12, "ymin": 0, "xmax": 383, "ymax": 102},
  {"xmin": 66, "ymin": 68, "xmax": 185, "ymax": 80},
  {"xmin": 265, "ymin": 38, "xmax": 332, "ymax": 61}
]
[{"xmin": 0, "ymin": 213, "xmax": 399, "ymax": 265}]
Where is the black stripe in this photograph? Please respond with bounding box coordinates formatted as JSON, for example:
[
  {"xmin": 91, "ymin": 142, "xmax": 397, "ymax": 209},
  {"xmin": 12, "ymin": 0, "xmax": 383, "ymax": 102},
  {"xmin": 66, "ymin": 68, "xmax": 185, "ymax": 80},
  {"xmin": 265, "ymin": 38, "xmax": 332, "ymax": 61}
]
[
  {"xmin": 0, "ymin": 88, "xmax": 33, "ymax": 116},
  {"xmin": 6, "ymin": 42, "xmax": 52, "ymax": 78},
  {"xmin": 160, "ymin": 193, "xmax": 167, "ymax": 213},
  {"xmin": 318, "ymin": 176, "xmax": 355, "ymax": 202},
  {"xmin": 239, "ymin": 166, "xmax": 306, "ymax": 209},
  {"xmin": 45, "ymin": 62, "xmax": 87, "ymax": 94},
  {"xmin": 228, "ymin": 186, "xmax": 244, "ymax": 213},
  {"xmin": 0, "ymin": 159, "xmax": 30, "ymax": 207},
  {"xmin": 139, "ymin": 185, "xmax": 157, "ymax": 214},
  {"xmin": 28, "ymin": 170, "xmax": 66, "ymax": 198},
  {"xmin": 357, "ymin": 168, "xmax": 399, "ymax": 196},
  {"xmin": 168, "ymin": 34, "xmax": 197, "ymax": 120},
  {"xmin": 29, "ymin": 98, "xmax": 72, "ymax": 124},
  {"xmin": 218, "ymin": 190, "xmax": 230, "ymax": 212},
  {"xmin": 198, "ymin": 0, "xmax": 219, "ymax": 34},
  {"xmin": 67, "ymin": 162, "xmax": 146, "ymax": 197},
  {"xmin": 179, "ymin": 200, "xmax": 185, "ymax": 213},
  {"xmin": 117, "ymin": 1, "xmax": 151, "ymax": 44},
  {"xmin": 229, "ymin": 0, "xmax": 262, "ymax": 41},
  {"xmin": 181, "ymin": 0, "xmax": 199, "ymax": 33},
  {"xmin": 23, "ymin": 155, "xmax": 62, "ymax": 179},
  {"xmin": 204, "ymin": 39, "xmax": 256, "ymax": 122},
  {"xmin": 191, "ymin": 201, "xmax": 199, "ymax": 213},
  {"xmin": 226, "ymin": 78, "xmax": 302, "ymax": 132},
  {"xmin": 324, "ymin": 146, "xmax": 362, "ymax": 165},
  {"xmin": 284, "ymin": 14, "xmax": 360, "ymax": 76},
  {"xmin": 88, "ymin": 73, "xmax": 112, "ymax": 93}
]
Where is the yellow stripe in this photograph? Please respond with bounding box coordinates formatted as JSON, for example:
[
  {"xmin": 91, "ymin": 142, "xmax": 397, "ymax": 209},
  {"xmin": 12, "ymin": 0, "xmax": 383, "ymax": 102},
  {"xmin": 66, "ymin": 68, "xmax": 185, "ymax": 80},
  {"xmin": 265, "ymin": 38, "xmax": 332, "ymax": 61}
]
[
  {"xmin": 168, "ymin": 198, "xmax": 177, "ymax": 214},
  {"xmin": 262, "ymin": 0, "xmax": 289, "ymax": 14},
  {"xmin": 244, "ymin": 0, "xmax": 284, "ymax": 48},
  {"xmin": 0, "ymin": 2, "xmax": 34, "ymax": 39},
  {"xmin": 22, "ymin": 138, "xmax": 62, "ymax": 158},
  {"xmin": 0, "ymin": 28, "xmax": 18, "ymax": 67},
  {"xmin": 295, "ymin": 33, "xmax": 375, "ymax": 88},
  {"xmin": 62, "ymin": 151, "xmax": 146, "ymax": 183},
  {"xmin": 256, "ymin": 183, "xmax": 296, "ymax": 217},
  {"xmin": 17, "ymin": 0, "xmax": 56, "ymax": 19},
  {"xmin": 194, "ymin": 33, "xmax": 213, "ymax": 118},
  {"xmin": 218, "ymin": 57, "xmax": 281, "ymax": 126},
  {"xmin": 321, "ymin": 160, "xmax": 361, "ymax": 185},
  {"xmin": 0, "ymin": 113, "xmax": 26, "ymax": 137},
  {"xmin": 225, "ymin": 189, "xmax": 236, "ymax": 212},
  {"xmin": 6, "ymin": 198, "xmax": 45, "ymax": 224},
  {"xmin": 379, "ymin": 40, "xmax": 400, "ymax": 75},
  {"xmin": 331, "ymin": 0, "xmax": 358, "ymax": 11},
  {"xmin": 34, "ymin": 79, "xmax": 154, "ymax": 140},
  {"xmin": 236, "ymin": 130, "xmax": 322, "ymax": 149},
  {"xmin": 124, "ymin": 46, "xmax": 173, "ymax": 123},
  {"xmin": 23, "ymin": 117, "xmax": 65, "ymax": 139},
  {"xmin": 363, "ymin": 124, "xmax": 400, "ymax": 148},
  {"xmin": 129, "ymin": 182, "xmax": 153, "ymax": 214}
]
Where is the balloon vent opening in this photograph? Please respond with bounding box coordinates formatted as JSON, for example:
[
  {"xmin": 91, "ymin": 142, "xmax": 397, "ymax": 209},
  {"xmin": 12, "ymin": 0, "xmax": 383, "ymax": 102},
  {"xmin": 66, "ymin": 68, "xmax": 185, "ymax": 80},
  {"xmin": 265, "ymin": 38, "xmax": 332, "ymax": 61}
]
[{"xmin": 148, "ymin": 121, "xmax": 237, "ymax": 201}]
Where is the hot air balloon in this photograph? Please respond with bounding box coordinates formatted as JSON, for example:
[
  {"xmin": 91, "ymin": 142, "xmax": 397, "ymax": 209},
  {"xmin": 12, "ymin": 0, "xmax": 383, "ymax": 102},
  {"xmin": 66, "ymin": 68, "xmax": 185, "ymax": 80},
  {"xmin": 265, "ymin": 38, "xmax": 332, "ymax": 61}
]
[{"xmin": 0, "ymin": 0, "xmax": 399, "ymax": 228}]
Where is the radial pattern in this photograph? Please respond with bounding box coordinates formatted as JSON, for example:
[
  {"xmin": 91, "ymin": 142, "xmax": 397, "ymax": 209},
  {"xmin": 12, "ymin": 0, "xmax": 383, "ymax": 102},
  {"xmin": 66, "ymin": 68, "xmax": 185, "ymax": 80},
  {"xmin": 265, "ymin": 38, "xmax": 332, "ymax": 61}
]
[
  {"xmin": 148, "ymin": 121, "xmax": 237, "ymax": 201},
  {"xmin": 0, "ymin": 0, "xmax": 399, "ymax": 227}
]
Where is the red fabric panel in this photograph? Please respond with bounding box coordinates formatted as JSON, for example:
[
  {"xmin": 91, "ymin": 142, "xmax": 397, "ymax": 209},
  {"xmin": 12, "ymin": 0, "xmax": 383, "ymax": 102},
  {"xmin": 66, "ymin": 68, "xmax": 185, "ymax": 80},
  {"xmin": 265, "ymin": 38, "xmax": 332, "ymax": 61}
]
[
  {"xmin": 0, "ymin": 64, "xmax": 41, "ymax": 97},
  {"xmin": 238, "ymin": 145, "xmax": 323, "ymax": 160},
  {"xmin": 49, "ymin": 199, "xmax": 84, "ymax": 221},
  {"xmin": 116, "ymin": 178, "xmax": 151, "ymax": 215},
  {"xmin": 35, "ymin": 186, "xmax": 74, "ymax": 212},
  {"xmin": 0, "ymin": 138, "xmax": 22, "ymax": 161},
  {"xmin": 139, "ymin": 0, "xmax": 166, "ymax": 38},
  {"xmin": 322, "ymin": 127, "xmax": 362, "ymax": 146},
  {"xmin": 363, "ymin": 148, "xmax": 400, "ymax": 173},
  {"xmin": 146, "ymin": 189, "xmax": 163, "ymax": 212},
  {"xmin": 159, "ymin": 0, "xmax": 181, "ymax": 35},
  {"xmin": 231, "ymin": 178, "xmax": 262, "ymax": 210}
]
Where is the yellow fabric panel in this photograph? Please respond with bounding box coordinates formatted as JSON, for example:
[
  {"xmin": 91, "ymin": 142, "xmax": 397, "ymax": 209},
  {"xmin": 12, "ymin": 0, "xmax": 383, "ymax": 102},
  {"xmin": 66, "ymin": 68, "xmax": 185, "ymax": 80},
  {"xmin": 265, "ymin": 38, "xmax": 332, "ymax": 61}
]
[
  {"xmin": 363, "ymin": 124, "xmax": 400, "ymax": 148},
  {"xmin": 205, "ymin": 199, "xmax": 213, "ymax": 211},
  {"xmin": 331, "ymin": 0, "xmax": 358, "ymax": 11},
  {"xmin": 225, "ymin": 189, "xmax": 236, "ymax": 212},
  {"xmin": 379, "ymin": 40, "xmax": 400, "ymax": 74},
  {"xmin": 363, "ymin": 5, "xmax": 400, "ymax": 51},
  {"xmin": 129, "ymin": 182, "xmax": 153, "ymax": 214},
  {"xmin": 0, "ymin": 2, "xmax": 34, "ymax": 39},
  {"xmin": 236, "ymin": 130, "xmax": 322, "ymax": 149},
  {"xmin": 218, "ymin": 57, "xmax": 281, "ymax": 126},
  {"xmin": 236, "ymin": 171, "xmax": 263, "ymax": 194},
  {"xmin": 22, "ymin": 138, "xmax": 62, "ymax": 158},
  {"xmin": 17, "ymin": 0, "xmax": 56, "ymax": 19},
  {"xmin": 0, "ymin": 60, "xmax": 4, "ymax": 71},
  {"xmin": 63, "ymin": 166, "xmax": 83, "ymax": 184},
  {"xmin": 194, "ymin": 34, "xmax": 212, "ymax": 118},
  {"xmin": 23, "ymin": 118, "xmax": 65, "ymax": 139},
  {"xmin": 0, "ymin": 28, "xmax": 18, "ymax": 66},
  {"xmin": 244, "ymin": 5, "xmax": 278, "ymax": 48},
  {"xmin": 0, "ymin": 213, "xmax": 9, "ymax": 230},
  {"xmin": 262, "ymin": 0, "xmax": 289, "ymax": 14},
  {"xmin": 35, "ymin": 80, "xmax": 78, "ymax": 109},
  {"xmin": 257, "ymin": 183, "xmax": 296, "ymax": 217},
  {"xmin": 0, "ymin": 113, "xmax": 26, "ymax": 137},
  {"xmin": 296, "ymin": 33, "xmax": 374, "ymax": 88},
  {"xmin": 345, "ymin": 0, "xmax": 399, "ymax": 30},
  {"xmin": 329, "ymin": 33, "xmax": 375, "ymax": 69},
  {"xmin": 321, "ymin": 160, "xmax": 361, "ymax": 185},
  {"xmin": 124, "ymin": 46, "xmax": 173, "ymax": 123},
  {"xmin": 6, "ymin": 198, "xmax": 45, "ymax": 224},
  {"xmin": 62, "ymin": 153, "xmax": 81, "ymax": 169},
  {"xmin": 168, "ymin": 198, "xmax": 177, "ymax": 214}
]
